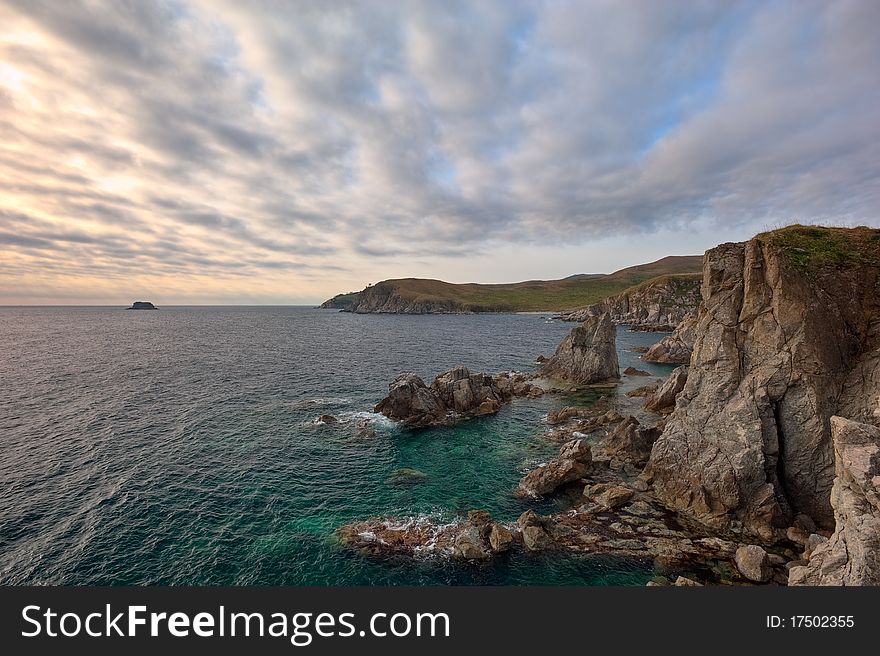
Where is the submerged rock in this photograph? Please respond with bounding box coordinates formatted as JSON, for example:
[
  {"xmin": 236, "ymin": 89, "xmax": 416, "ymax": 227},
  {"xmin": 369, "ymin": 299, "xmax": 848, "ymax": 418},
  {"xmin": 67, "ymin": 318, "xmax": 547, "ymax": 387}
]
[
  {"xmin": 317, "ymin": 414, "xmax": 338, "ymax": 424},
  {"xmin": 386, "ymin": 468, "xmax": 428, "ymax": 486},
  {"xmin": 538, "ymin": 313, "xmax": 619, "ymax": 384},
  {"xmin": 623, "ymin": 366, "xmax": 652, "ymax": 376}
]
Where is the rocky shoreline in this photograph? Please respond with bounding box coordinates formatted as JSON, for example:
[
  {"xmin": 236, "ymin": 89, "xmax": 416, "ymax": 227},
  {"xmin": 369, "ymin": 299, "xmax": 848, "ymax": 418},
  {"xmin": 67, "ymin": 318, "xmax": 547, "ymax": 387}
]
[{"xmin": 333, "ymin": 226, "xmax": 880, "ymax": 586}]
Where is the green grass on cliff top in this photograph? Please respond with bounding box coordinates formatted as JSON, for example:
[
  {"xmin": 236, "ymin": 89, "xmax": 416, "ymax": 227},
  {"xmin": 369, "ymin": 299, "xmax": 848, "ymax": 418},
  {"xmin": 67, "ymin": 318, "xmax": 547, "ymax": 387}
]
[
  {"xmin": 763, "ymin": 224, "xmax": 880, "ymax": 270},
  {"xmin": 324, "ymin": 256, "xmax": 704, "ymax": 312}
]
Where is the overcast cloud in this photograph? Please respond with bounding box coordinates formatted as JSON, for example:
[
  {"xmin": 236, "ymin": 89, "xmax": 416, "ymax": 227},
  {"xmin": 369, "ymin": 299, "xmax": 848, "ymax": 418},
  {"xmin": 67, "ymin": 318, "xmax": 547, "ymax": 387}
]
[{"xmin": 1, "ymin": 0, "xmax": 878, "ymax": 303}]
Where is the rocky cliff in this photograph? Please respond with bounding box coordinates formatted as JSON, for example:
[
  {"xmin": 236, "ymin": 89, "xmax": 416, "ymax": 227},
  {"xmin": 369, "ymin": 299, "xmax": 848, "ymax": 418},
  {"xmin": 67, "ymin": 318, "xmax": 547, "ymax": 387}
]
[
  {"xmin": 645, "ymin": 226, "xmax": 880, "ymax": 542},
  {"xmin": 538, "ymin": 313, "xmax": 619, "ymax": 384},
  {"xmin": 556, "ymin": 274, "xmax": 701, "ymax": 329},
  {"xmin": 788, "ymin": 416, "xmax": 880, "ymax": 585}
]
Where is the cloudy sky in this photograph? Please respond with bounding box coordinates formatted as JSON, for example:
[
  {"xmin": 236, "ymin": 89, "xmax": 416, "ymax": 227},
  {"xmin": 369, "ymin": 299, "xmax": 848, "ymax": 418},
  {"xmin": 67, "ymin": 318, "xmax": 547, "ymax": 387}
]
[{"xmin": 1, "ymin": 0, "xmax": 878, "ymax": 304}]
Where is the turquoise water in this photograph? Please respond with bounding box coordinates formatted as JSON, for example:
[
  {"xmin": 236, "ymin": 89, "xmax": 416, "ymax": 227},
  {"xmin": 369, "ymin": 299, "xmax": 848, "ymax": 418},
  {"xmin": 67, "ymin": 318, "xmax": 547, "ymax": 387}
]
[{"xmin": 0, "ymin": 307, "xmax": 672, "ymax": 585}]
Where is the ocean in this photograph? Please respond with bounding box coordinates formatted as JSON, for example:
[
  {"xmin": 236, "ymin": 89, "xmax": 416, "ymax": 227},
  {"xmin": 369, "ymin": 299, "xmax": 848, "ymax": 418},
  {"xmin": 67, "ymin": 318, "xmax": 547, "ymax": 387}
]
[{"xmin": 0, "ymin": 306, "xmax": 675, "ymax": 585}]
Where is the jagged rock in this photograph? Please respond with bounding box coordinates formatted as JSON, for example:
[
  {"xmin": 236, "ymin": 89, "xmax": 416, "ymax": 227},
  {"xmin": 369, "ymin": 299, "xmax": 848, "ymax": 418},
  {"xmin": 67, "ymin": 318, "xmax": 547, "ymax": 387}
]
[
  {"xmin": 535, "ymin": 355, "xmax": 548, "ymax": 364},
  {"xmin": 489, "ymin": 524, "xmax": 514, "ymax": 552},
  {"xmin": 789, "ymin": 417, "xmax": 880, "ymax": 585},
  {"xmin": 374, "ymin": 373, "xmax": 446, "ymax": 427},
  {"xmin": 317, "ymin": 414, "xmax": 338, "ymax": 424},
  {"xmin": 595, "ymin": 416, "xmax": 662, "ymax": 467},
  {"xmin": 735, "ymin": 545, "xmax": 772, "ymax": 582},
  {"xmin": 595, "ymin": 485, "xmax": 634, "ymax": 510},
  {"xmin": 624, "ymin": 366, "xmax": 652, "ymax": 376},
  {"xmin": 453, "ymin": 525, "xmax": 490, "ymax": 560},
  {"xmin": 538, "ymin": 313, "xmax": 619, "ymax": 384},
  {"xmin": 375, "ymin": 366, "xmax": 507, "ymax": 427},
  {"xmin": 626, "ymin": 383, "xmax": 659, "ymax": 398},
  {"xmin": 645, "ymin": 228, "xmax": 880, "ymax": 541},
  {"xmin": 644, "ymin": 366, "xmax": 688, "ymax": 413},
  {"xmin": 517, "ymin": 439, "xmax": 593, "ymax": 497},
  {"xmin": 522, "ymin": 525, "xmax": 553, "ymax": 551},
  {"xmin": 642, "ymin": 312, "xmax": 697, "ymax": 364},
  {"xmin": 556, "ymin": 274, "xmax": 702, "ymax": 329}
]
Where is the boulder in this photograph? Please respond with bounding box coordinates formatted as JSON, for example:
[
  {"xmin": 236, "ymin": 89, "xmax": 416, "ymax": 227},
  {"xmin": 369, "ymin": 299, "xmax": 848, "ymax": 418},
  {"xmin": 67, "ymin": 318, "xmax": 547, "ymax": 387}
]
[
  {"xmin": 644, "ymin": 366, "xmax": 688, "ymax": 413},
  {"xmin": 489, "ymin": 524, "xmax": 514, "ymax": 553},
  {"xmin": 317, "ymin": 414, "xmax": 338, "ymax": 424},
  {"xmin": 522, "ymin": 525, "xmax": 553, "ymax": 551},
  {"xmin": 594, "ymin": 485, "xmax": 635, "ymax": 510},
  {"xmin": 789, "ymin": 417, "xmax": 880, "ymax": 585},
  {"xmin": 517, "ymin": 439, "xmax": 593, "ymax": 497},
  {"xmin": 674, "ymin": 576, "xmax": 703, "ymax": 587},
  {"xmin": 538, "ymin": 313, "xmax": 619, "ymax": 384},
  {"xmin": 735, "ymin": 545, "xmax": 772, "ymax": 583},
  {"xmin": 453, "ymin": 525, "xmax": 489, "ymax": 560},
  {"xmin": 624, "ymin": 366, "xmax": 652, "ymax": 376}
]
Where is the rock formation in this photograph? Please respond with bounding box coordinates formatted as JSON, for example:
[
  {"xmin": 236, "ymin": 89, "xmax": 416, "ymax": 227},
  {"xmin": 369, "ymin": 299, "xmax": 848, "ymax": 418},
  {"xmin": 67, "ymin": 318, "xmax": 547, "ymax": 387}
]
[
  {"xmin": 645, "ymin": 227, "xmax": 880, "ymax": 542},
  {"xmin": 788, "ymin": 416, "xmax": 880, "ymax": 585},
  {"xmin": 127, "ymin": 301, "xmax": 157, "ymax": 310},
  {"xmin": 517, "ymin": 439, "xmax": 593, "ymax": 497},
  {"xmin": 375, "ymin": 366, "xmax": 508, "ymax": 427},
  {"xmin": 556, "ymin": 274, "xmax": 701, "ymax": 330},
  {"xmin": 593, "ymin": 416, "xmax": 662, "ymax": 468},
  {"xmin": 538, "ymin": 313, "xmax": 619, "ymax": 384},
  {"xmin": 644, "ymin": 366, "xmax": 688, "ymax": 413},
  {"xmin": 642, "ymin": 312, "xmax": 697, "ymax": 364}
]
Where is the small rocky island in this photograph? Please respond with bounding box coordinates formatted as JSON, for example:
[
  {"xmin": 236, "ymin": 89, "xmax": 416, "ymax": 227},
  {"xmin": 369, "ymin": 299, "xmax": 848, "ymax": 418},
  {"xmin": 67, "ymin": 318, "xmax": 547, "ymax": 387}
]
[{"xmin": 126, "ymin": 301, "xmax": 158, "ymax": 310}]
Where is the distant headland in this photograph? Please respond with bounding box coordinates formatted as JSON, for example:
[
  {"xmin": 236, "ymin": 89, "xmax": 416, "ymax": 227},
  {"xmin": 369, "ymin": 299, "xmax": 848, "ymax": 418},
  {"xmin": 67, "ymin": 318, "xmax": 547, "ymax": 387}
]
[{"xmin": 126, "ymin": 301, "xmax": 158, "ymax": 310}]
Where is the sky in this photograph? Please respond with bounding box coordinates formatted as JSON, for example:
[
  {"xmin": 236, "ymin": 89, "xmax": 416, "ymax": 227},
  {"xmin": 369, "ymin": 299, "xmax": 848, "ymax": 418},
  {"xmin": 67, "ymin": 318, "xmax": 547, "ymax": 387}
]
[{"xmin": 1, "ymin": 0, "xmax": 878, "ymax": 305}]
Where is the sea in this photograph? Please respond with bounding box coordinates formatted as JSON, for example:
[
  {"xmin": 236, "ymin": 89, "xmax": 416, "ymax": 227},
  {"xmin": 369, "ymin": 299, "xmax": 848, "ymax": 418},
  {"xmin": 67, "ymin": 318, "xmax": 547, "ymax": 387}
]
[{"xmin": 0, "ymin": 306, "xmax": 676, "ymax": 585}]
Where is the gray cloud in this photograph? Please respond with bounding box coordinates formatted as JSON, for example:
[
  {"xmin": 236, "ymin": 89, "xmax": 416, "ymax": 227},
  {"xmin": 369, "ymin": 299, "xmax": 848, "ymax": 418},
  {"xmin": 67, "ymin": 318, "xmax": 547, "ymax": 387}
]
[{"xmin": 0, "ymin": 0, "xmax": 878, "ymax": 302}]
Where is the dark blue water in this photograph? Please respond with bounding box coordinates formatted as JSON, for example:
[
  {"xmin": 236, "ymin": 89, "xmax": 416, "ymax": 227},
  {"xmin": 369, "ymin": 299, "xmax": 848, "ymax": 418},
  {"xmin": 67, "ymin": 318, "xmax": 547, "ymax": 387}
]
[{"xmin": 0, "ymin": 307, "xmax": 672, "ymax": 585}]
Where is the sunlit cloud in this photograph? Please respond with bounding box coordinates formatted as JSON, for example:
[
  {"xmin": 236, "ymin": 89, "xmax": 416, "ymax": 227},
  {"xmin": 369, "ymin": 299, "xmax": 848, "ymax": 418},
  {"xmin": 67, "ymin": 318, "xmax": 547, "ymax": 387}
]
[{"xmin": 0, "ymin": 0, "xmax": 878, "ymax": 304}]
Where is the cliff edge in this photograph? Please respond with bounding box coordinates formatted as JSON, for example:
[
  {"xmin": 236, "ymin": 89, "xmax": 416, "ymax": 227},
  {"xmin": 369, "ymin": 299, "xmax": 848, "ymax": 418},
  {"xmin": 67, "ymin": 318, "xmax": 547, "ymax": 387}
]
[{"xmin": 645, "ymin": 225, "xmax": 880, "ymax": 541}]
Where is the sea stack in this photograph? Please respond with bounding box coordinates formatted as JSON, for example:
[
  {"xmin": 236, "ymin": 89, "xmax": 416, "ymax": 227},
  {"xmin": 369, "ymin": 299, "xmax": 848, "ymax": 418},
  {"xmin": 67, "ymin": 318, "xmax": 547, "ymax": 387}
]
[
  {"xmin": 538, "ymin": 313, "xmax": 619, "ymax": 384},
  {"xmin": 127, "ymin": 301, "xmax": 158, "ymax": 310}
]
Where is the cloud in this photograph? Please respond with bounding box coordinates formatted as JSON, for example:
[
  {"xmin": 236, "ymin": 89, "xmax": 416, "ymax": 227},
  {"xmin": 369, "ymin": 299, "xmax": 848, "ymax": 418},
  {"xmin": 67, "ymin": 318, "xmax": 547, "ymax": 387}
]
[{"xmin": 0, "ymin": 0, "xmax": 878, "ymax": 302}]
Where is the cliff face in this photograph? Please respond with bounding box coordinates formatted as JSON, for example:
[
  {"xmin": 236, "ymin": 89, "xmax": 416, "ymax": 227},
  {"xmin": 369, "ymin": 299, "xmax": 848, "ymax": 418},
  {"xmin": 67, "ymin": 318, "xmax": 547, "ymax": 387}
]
[
  {"xmin": 538, "ymin": 313, "xmax": 619, "ymax": 384},
  {"xmin": 324, "ymin": 283, "xmax": 471, "ymax": 313},
  {"xmin": 556, "ymin": 274, "xmax": 701, "ymax": 329},
  {"xmin": 644, "ymin": 227, "xmax": 880, "ymax": 541},
  {"xmin": 789, "ymin": 416, "xmax": 880, "ymax": 585}
]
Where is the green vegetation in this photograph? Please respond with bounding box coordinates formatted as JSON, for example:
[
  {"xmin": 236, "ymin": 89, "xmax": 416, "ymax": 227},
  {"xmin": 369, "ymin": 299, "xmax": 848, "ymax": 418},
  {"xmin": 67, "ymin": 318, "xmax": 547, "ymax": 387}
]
[
  {"xmin": 322, "ymin": 255, "xmax": 704, "ymax": 313},
  {"xmin": 763, "ymin": 224, "xmax": 880, "ymax": 270}
]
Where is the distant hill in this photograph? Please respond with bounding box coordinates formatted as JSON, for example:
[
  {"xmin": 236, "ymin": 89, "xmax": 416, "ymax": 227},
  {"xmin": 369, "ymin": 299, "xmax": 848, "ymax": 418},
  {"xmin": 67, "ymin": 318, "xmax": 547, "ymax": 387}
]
[{"xmin": 320, "ymin": 255, "xmax": 704, "ymax": 313}]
